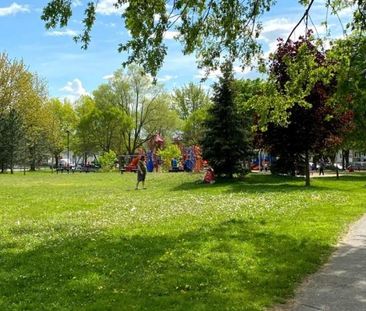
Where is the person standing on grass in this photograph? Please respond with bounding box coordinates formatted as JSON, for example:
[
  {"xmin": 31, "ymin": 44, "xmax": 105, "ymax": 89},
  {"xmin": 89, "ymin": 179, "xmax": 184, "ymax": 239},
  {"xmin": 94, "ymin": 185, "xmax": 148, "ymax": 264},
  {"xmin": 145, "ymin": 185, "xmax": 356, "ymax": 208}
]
[
  {"xmin": 136, "ymin": 155, "xmax": 147, "ymax": 190},
  {"xmin": 319, "ymin": 159, "xmax": 325, "ymax": 176}
]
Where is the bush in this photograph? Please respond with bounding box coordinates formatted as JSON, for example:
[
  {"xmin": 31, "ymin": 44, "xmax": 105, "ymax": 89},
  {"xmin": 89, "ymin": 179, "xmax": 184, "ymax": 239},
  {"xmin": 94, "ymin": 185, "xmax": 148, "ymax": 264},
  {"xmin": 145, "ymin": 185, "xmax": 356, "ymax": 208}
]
[
  {"xmin": 157, "ymin": 144, "xmax": 181, "ymax": 171},
  {"xmin": 99, "ymin": 150, "xmax": 117, "ymax": 172}
]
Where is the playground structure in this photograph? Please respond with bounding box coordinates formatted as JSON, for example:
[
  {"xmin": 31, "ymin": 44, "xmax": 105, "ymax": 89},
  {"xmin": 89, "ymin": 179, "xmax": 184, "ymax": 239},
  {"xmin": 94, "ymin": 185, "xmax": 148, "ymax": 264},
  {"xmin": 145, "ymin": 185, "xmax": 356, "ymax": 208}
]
[
  {"xmin": 122, "ymin": 134, "xmax": 164, "ymax": 173},
  {"xmin": 146, "ymin": 133, "xmax": 164, "ymax": 172},
  {"xmin": 169, "ymin": 144, "xmax": 204, "ymax": 172},
  {"xmin": 183, "ymin": 145, "xmax": 204, "ymax": 172},
  {"xmin": 251, "ymin": 150, "xmax": 272, "ymax": 171},
  {"xmin": 124, "ymin": 155, "xmax": 140, "ymax": 172},
  {"xmin": 120, "ymin": 134, "xmax": 205, "ymax": 173}
]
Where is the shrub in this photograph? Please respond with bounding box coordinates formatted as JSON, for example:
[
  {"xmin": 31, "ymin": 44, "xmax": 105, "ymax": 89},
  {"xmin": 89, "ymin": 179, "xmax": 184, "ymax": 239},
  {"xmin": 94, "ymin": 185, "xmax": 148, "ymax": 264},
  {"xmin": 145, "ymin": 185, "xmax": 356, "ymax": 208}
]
[
  {"xmin": 157, "ymin": 144, "xmax": 181, "ymax": 171},
  {"xmin": 99, "ymin": 150, "xmax": 117, "ymax": 172}
]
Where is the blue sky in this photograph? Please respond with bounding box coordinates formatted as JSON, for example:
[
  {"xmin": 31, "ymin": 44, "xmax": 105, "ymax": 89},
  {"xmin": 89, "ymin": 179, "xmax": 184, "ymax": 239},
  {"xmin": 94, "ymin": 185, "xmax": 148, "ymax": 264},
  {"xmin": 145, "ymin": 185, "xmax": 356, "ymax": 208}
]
[{"xmin": 0, "ymin": 0, "xmax": 352, "ymax": 101}]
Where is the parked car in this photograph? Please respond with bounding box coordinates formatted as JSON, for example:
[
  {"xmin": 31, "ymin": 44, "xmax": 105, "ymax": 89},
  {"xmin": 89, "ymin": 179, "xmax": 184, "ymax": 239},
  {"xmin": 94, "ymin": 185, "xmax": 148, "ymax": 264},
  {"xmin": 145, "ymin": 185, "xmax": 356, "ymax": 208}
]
[
  {"xmin": 325, "ymin": 163, "xmax": 343, "ymax": 170},
  {"xmin": 73, "ymin": 163, "xmax": 100, "ymax": 172},
  {"xmin": 350, "ymin": 162, "xmax": 366, "ymax": 171}
]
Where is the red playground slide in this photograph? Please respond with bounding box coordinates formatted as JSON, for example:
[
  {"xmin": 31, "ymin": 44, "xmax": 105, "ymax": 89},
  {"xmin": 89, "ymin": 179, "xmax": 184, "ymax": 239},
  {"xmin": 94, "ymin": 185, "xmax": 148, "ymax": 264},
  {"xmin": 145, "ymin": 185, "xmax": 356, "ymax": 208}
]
[{"xmin": 125, "ymin": 156, "xmax": 139, "ymax": 172}]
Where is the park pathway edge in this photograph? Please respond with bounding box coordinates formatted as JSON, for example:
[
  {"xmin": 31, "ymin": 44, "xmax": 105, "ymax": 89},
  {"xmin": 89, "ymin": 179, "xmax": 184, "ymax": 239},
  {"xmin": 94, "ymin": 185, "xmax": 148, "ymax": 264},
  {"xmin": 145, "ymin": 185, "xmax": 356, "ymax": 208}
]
[{"xmin": 271, "ymin": 213, "xmax": 366, "ymax": 311}]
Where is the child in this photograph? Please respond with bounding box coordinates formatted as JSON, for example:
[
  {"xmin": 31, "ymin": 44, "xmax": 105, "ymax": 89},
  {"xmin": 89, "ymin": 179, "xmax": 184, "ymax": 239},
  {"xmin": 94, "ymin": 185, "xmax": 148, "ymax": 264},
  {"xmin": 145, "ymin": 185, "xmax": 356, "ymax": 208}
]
[
  {"xmin": 203, "ymin": 167, "xmax": 215, "ymax": 184},
  {"xmin": 135, "ymin": 156, "xmax": 147, "ymax": 190}
]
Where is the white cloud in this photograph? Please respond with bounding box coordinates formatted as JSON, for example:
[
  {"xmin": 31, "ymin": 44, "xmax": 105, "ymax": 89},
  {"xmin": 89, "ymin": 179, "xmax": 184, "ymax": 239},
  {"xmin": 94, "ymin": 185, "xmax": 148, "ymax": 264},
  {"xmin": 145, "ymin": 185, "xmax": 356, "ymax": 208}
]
[
  {"xmin": 260, "ymin": 18, "xmax": 300, "ymax": 59},
  {"xmin": 46, "ymin": 29, "xmax": 78, "ymax": 37},
  {"xmin": 234, "ymin": 66, "xmax": 251, "ymax": 75},
  {"xmin": 102, "ymin": 74, "xmax": 114, "ymax": 80},
  {"xmin": 264, "ymin": 40, "xmax": 280, "ymax": 58},
  {"xmin": 260, "ymin": 16, "xmax": 330, "ymax": 58},
  {"xmin": 72, "ymin": 0, "xmax": 82, "ymax": 7},
  {"xmin": 98, "ymin": 21, "xmax": 117, "ymax": 28},
  {"xmin": 164, "ymin": 31, "xmax": 180, "ymax": 40},
  {"xmin": 333, "ymin": 5, "xmax": 354, "ymax": 18},
  {"xmin": 195, "ymin": 68, "xmax": 221, "ymax": 80},
  {"xmin": 157, "ymin": 75, "xmax": 177, "ymax": 82},
  {"xmin": 60, "ymin": 79, "xmax": 89, "ymax": 102},
  {"xmin": 260, "ymin": 0, "xmax": 349, "ymax": 45},
  {"xmin": 262, "ymin": 18, "xmax": 296, "ymax": 36},
  {"xmin": 260, "ymin": 18, "xmax": 309, "ymax": 44},
  {"xmin": 195, "ymin": 66, "xmax": 251, "ymax": 80},
  {"xmin": 0, "ymin": 3, "xmax": 29, "ymax": 16},
  {"xmin": 96, "ymin": 0, "xmax": 127, "ymax": 15}
]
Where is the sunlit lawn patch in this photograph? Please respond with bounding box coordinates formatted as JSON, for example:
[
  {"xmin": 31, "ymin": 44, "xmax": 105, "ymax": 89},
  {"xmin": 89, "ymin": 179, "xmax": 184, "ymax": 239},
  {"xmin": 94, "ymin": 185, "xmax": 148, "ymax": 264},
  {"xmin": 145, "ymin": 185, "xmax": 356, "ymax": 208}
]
[{"xmin": 1, "ymin": 172, "xmax": 365, "ymax": 310}]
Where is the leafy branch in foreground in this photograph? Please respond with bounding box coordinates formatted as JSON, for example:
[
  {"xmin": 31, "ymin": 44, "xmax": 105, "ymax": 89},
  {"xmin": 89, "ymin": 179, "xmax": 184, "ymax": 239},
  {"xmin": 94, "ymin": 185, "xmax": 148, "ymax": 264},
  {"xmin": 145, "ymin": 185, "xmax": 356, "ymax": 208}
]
[
  {"xmin": 41, "ymin": 1, "xmax": 365, "ymax": 77},
  {"xmin": 41, "ymin": 0, "xmax": 273, "ymax": 77}
]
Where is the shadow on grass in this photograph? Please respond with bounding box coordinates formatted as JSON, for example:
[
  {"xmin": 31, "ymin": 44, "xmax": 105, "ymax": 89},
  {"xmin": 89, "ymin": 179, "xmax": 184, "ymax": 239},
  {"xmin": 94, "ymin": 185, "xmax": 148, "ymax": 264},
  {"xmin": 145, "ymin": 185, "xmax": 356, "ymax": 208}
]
[
  {"xmin": 0, "ymin": 220, "xmax": 334, "ymax": 310},
  {"xmin": 328, "ymin": 173, "xmax": 366, "ymax": 182},
  {"xmin": 171, "ymin": 174, "xmax": 336, "ymax": 194}
]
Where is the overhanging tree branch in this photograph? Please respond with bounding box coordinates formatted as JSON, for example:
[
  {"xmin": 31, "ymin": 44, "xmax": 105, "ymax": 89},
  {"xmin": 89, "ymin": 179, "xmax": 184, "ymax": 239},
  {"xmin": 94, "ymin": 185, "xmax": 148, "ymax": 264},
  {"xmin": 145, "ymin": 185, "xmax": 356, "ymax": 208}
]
[{"xmin": 286, "ymin": 0, "xmax": 315, "ymax": 44}]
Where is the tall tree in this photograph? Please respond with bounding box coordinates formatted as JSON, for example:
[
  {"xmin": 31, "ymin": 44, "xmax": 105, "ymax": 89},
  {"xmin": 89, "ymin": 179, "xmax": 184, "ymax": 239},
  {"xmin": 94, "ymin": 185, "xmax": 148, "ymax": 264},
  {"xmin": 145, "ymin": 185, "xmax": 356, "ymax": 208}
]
[
  {"xmin": 172, "ymin": 83, "xmax": 210, "ymax": 120},
  {"xmin": 201, "ymin": 63, "xmax": 252, "ymax": 178},
  {"xmin": 234, "ymin": 78, "xmax": 266, "ymax": 138},
  {"xmin": 0, "ymin": 109, "xmax": 24, "ymax": 173},
  {"xmin": 172, "ymin": 83, "xmax": 211, "ymax": 145},
  {"xmin": 0, "ymin": 53, "xmax": 48, "ymax": 172},
  {"xmin": 0, "ymin": 53, "xmax": 28, "ymax": 173},
  {"xmin": 252, "ymin": 35, "xmax": 353, "ymax": 186},
  {"xmin": 45, "ymin": 98, "xmax": 77, "ymax": 168},
  {"xmin": 234, "ymin": 79, "xmax": 267, "ymax": 105},
  {"xmin": 109, "ymin": 65, "xmax": 176, "ymax": 154},
  {"xmin": 92, "ymin": 84, "xmax": 132, "ymax": 153},
  {"xmin": 142, "ymin": 93, "xmax": 181, "ymax": 142},
  {"xmin": 74, "ymin": 96, "xmax": 99, "ymax": 164},
  {"xmin": 328, "ymin": 33, "xmax": 366, "ymax": 153},
  {"xmin": 20, "ymin": 74, "xmax": 50, "ymax": 171},
  {"xmin": 182, "ymin": 107, "xmax": 209, "ymax": 146}
]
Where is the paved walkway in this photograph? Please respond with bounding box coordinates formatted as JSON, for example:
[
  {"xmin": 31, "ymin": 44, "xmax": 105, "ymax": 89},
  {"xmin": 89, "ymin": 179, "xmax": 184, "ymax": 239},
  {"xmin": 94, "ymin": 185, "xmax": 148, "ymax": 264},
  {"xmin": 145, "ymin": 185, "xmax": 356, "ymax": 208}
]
[{"xmin": 274, "ymin": 214, "xmax": 366, "ymax": 311}]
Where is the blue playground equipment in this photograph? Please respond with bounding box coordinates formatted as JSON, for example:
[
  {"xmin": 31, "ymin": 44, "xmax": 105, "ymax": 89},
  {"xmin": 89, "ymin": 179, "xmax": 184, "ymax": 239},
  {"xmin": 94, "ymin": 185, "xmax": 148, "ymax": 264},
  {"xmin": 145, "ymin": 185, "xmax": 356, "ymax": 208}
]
[
  {"xmin": 183, "ymin": 147, "xmax": 196, "ymax": 172},
  {"xmin": 146, "ymin": 151, "xmax": 154, "ymax": 172}
]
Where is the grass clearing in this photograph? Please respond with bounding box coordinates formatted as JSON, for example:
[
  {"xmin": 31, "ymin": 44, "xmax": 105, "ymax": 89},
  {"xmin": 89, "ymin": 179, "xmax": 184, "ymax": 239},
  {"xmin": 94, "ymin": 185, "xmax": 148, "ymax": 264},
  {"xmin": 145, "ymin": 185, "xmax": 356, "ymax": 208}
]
[{"xmin": 1, "ymin": 172, "xmax": 366, "ymax": 310}]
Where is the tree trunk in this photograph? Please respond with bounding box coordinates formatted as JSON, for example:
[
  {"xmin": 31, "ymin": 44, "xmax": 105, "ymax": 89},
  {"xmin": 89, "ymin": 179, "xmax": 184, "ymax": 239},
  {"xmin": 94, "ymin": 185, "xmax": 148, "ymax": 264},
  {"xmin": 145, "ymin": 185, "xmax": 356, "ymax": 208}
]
[
  {"xmin": 305, "ymin": 151, "xmax": 310, "ymax": 187},
  {"xmin": 54, "ymin": 153, "xmax": 59, "ymax": 168},
  {"xmin": 10, "ymin": 158, "xmax": 13, "ymax": 174},
  {"xmin": 29, "ymin": 145, "xmax": 36, "ymax": 171},
  {"xmin": 30, "ymin": 161, "xmax": 36, "ymax": 171},
  {"xmin": 330, "ymin": 154, "xmax": 339, "ymax": 180},
  {"xmin": 345, "ymin": 149, "xmax": 350, "ymax": 168},
  {"xmin": 10, "ymin": 147, "xmax": 14, "ymax": 174}
]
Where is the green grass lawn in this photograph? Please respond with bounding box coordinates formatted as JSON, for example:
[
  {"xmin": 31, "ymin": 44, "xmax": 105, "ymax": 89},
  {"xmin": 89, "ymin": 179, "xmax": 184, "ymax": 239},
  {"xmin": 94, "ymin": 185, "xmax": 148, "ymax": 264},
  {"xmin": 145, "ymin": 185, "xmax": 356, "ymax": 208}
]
[{"xmin": 1, "ymin": 172, "xmax": 365, "ymax": 310}]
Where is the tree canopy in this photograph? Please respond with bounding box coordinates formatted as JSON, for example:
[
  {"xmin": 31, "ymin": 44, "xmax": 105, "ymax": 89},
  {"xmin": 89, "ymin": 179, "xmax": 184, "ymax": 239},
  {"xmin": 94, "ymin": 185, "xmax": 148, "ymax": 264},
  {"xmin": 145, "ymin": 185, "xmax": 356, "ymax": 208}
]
[
  {"xmin": 253, "ymin": 34, "xmax": 353, "ymax": 185},
  {"xmin": 0, "ymin": 53, "xmax": 49, "ymax": 172},
  {"xmin": 41, "ymin": 1, "xmax": 365, "ymax": 77},
  {"xmin": 171, "ymin": 83, "xmax": 211, "ymax": 145},
  {"xmin": 328, "ymin": 33, "xmax": 366, "ymax": 152}
]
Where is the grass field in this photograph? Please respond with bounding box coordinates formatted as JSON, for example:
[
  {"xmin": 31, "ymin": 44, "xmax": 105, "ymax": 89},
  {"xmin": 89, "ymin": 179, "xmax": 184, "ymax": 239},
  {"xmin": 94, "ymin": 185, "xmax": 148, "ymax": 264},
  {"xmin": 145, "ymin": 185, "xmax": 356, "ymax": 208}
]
[{"xmin": 1, "ymin": 171, "xmax": 365, "ymax": 310}]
